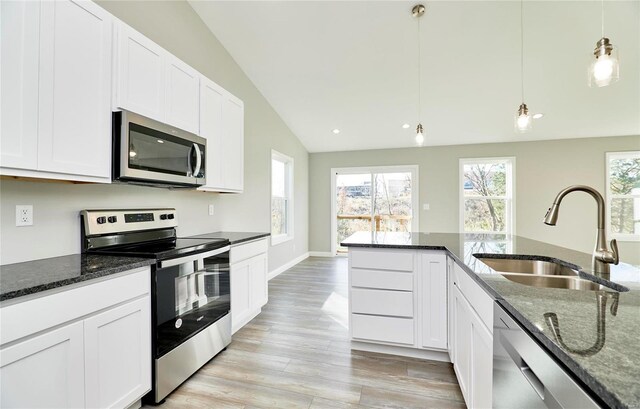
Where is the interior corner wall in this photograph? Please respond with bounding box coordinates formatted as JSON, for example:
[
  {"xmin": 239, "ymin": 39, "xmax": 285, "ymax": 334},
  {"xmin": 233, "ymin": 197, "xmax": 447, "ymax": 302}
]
[
  {"xmin": 309, "ymin": 135, "xmax": 640, "ymax": 265},
  {"xmin": 0, "ymin": 0, "xmax": 309, "ymax": 270}
]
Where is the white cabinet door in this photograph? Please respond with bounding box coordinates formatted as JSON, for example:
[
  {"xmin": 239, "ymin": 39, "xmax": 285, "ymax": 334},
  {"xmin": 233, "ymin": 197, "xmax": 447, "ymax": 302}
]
[
  {"xmin": 0, "ymin": 0, "xmax": 40, "ymax": 170},
  {"xmin": 221, "ymin": 95, "xmax": 244, "ymax": 192},
  {"xmin": 231, "ymin": 258, "xmax": 251, "ymax": 333},
  {"xmin": 470, "ymin": 313, "xmax": 493, "ymax": 409},
  {"xmin": 165, "ymin": 56, "xmax": 199, "ymax": 134},
  {"xmin": 453, "ymin": 285, "xmax": 471, "ymax": 404},
  {"xmin": 249, "ymin": 253, "xmax": 268, "ymax": 309},
  {"xmin": 447, "ymin": 257, "xmax": 456, "ymax": 361},
  {"xmin": 115, "ymin": 22, "xmax": 165, "ymax": 121},
  {"xmin": 0, "ymin": 321, "xmax": 85, "ymax": 409},
  {"xmin": 37, "ymin": 0, "xmax": 112, "ymax": 178},
  {"xmin": 198, "ymin": 78, "xmax": 224, "ymax": 191},
  {"xmin": 84, "ymin": 296, "xmax": 151, "ymax": 409},
  {"xmin": 420, "ymin": 252, "xmax": 447, "ymax": 350}
]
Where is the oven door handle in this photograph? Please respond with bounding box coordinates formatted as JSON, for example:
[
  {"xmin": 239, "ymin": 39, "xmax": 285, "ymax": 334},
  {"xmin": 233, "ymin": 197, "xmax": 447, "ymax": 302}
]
[{"xmin": 159, "ymin": 245, "xmax": 230, "ymax": 269}]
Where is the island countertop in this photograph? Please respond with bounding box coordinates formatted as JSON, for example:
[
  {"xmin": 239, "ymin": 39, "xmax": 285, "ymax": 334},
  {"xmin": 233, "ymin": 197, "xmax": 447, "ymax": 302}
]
[{"xmin": 342, "ymin": 231, "xmax": 640, "ymax": 409}]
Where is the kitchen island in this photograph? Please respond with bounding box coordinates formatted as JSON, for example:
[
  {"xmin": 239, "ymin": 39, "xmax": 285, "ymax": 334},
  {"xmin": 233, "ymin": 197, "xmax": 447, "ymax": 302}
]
[{"xmin": 342, "ymin": 231, "xmax": 640, "ymax": 409}]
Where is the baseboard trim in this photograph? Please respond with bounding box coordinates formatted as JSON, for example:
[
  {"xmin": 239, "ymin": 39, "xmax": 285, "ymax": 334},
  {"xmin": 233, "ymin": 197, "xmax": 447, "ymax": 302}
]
[
  {"xmin": 268, "ymin": 252, "xmax": 309, "ymax": 280},
  {"xmin": 350, "ymin": 340, "xmax": 451, "ymax": 363},
  {"xmin": 308, "ymin": 251, "xmax": 334, "ymax": 257}
]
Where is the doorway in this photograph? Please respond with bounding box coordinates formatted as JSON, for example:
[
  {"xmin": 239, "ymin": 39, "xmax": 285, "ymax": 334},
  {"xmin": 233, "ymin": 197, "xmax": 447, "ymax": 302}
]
[{"xmin": 331, "ymin": 166, "xmax": 419, "ymax": 255}]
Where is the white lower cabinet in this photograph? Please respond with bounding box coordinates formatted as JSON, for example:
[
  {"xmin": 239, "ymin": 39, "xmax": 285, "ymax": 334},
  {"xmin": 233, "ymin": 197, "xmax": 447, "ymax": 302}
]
[
  {"xmin": 420, "ymin": 252, "xmax": 448, "ymax": 350},
  {"xmin": 0, "ymin": 321, "xmax": 85, "ymax": 409},
  {"xmin": 451, "ymin": 264, "xmax": 494, "ymax": 409},
  {"xmin": 84, "ymin": 297, "xmax": 151, "ymax": 409},
  {"xmin": 230, "ymin": 239, "xmax": 268, "ymax": 333},
  {"xmin": 0, "ymin": 267, "xmax": 151, "ymax": 409}
]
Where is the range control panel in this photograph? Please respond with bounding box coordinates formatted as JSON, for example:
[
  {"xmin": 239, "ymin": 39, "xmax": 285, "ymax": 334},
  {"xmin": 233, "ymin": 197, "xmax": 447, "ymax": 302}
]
[{"xmin": 81, "ymin": 208, "xmax": 177, "ymax": 236}]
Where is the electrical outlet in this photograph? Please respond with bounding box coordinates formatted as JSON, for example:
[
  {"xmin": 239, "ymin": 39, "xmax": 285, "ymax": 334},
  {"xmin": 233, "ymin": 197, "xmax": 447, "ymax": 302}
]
[
  {"xmin": 423, "ymin": 203, "xmax": 430, "ymax": 211},
  {"xmin": 16, "ymin": 205, "xmax": 33, "ymax": 227},
  {"xmin": 208, "ymin": 204, "xmax": 215, "ymax": 216}
]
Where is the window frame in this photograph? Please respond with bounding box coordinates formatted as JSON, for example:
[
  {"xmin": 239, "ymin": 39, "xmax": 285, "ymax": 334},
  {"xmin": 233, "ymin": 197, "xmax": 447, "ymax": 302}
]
[
  {"xmin": 606, "ymin": 151, "xmax": 640, "ymax": 242},
  {"xmin": 459, "ymin": 157, "xmax": 516, "ymax": 236},
  {"xmin": 271, "ymin": 150, "xmax": 294, "ymax": 246}
]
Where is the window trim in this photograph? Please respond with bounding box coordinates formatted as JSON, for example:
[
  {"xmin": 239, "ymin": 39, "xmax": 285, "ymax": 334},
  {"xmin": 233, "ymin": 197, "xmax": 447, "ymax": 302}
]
[
  {"xmin": 605, "ymin": 151, "xmax": 640, "ymax": 242},
  {"xmin": 271, "ymin": 150, "xmax": 294, "ymax": 246},
  {"xmin": 459, "ymin": 157, "xmax": 516, "ymax": 236}
]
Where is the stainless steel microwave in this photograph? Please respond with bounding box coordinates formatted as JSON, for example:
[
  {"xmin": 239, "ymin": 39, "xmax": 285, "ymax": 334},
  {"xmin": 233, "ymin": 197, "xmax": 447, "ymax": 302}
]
[{"xmin": 113, "ymin": 111, "xmax": 206, "ymax": 188}]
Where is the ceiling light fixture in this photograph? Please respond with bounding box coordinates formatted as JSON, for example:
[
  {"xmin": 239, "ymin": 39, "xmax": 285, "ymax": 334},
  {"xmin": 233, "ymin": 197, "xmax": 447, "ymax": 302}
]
[
  {"xmin": 515, "ymin": 0, "xmax": 532, "ymax": 133},
  {"xmin": 402, "ymin": 123, "xmax": 411, "ymax": 129},
  {"xmin": 533, "ymin": 113, "xmax": 544, "ymax": 119},
  {"xmin": 588, "ymin": 0, "xmax": 619, "ymax": 87},
  {"xmin": 412, "ymin": 4, "xmax": 425, "ymax": 146},
  {"xmin": 332, "ymin": 128, "xmax": 340, "ymax": 134}
]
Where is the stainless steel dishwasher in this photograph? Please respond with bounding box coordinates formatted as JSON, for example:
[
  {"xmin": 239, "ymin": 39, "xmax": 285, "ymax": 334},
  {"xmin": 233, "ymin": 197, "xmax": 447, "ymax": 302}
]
[{"xmin": 493, "ymin": 304, "xmax": 600, "ymax": 409}]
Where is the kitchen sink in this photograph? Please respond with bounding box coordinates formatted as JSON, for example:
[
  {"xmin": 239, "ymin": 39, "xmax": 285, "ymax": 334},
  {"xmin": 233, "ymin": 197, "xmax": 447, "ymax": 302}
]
[
  {"xmin": 476, "ymin": 257, "xmax": 579, "ymax": 276},
  {"xmin": 497, "ymin": 273, "xmax": 608, "ymax": 291},
  {"xmin": 476, "ymin": 256, "xmax": 616, "ymax": 291}
]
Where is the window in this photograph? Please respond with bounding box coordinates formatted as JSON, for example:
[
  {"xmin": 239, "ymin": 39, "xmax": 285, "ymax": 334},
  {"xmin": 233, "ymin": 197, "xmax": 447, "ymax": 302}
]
[
  {"xmin": 606, "ymin": 151, "xmax": 640, "ymax": 241},
  {"xmin": 460, "ymin": 157, "xmax": 515, "ymax": 235},
  {"xmin": 271, "ymin": 150, "xmax": 294, "ymax": 245}
]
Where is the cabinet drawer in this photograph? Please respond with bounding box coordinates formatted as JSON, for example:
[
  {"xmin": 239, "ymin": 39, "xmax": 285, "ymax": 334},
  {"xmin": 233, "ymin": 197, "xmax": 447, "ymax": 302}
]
[
  {"xmin": 351, "ymin": 249, "xmax": 414, "ymax": 272},
  {"xmin": 351, "ymin": 314, "xmax": 414, "ymax": 345},
  {"xmin": 351, "ymin": 288, "xmax": 413, "ymax": 318},
  {"xmin": 230, "ymin": 238, "xmax": 268, "ymax": 264},
  {"xmin": 454, "ymin": 263, "xmax": 493, "ymax": 331},
  {"xmin": 0, "ymin": 267, "xmax": 150, "ymax": 346},
  {"xmin": 351, "ymin": 269, "xmax": 413, "ymax": 291}
]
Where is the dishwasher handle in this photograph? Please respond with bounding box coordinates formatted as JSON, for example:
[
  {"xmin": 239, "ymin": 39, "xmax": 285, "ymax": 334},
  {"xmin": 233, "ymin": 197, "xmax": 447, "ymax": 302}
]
[{"xmin": 520, "ymin": 361, "xmax": 545, "ymax": 400}]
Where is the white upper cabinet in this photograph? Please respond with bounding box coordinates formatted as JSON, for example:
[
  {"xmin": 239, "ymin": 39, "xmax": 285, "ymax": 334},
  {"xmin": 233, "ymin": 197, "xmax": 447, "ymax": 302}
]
[
  {"xmin": 165, "ymin": 55, "xmax": 200, "ymax": 134},
  {"xmin": 0, "ymin": 0, "xmax": 40, "ymax": 170},
  {"xmin": 114, "ymin": 21, "xmax": 200, "ymax": 135},
  {"xmin": 114, "ymin": 23, "xmax": 165, "ymax": 120},
  {"xmin": 37, "ymin": 0, "xmax": 112, "ymax": 178},
  {"xmin": 199, "ymin": 79, "xmax": 225, "ymax": 190},
  {"xmin": 221, "ymin": 95, "xmax": 244, "ymax": 192},
  {"xmin": 199, "ymin": 79, "xmax": 244, "ymax": 193},
  {"xmin": 0, "ymin": 0, "xmax": 112, "ymax": 181}
]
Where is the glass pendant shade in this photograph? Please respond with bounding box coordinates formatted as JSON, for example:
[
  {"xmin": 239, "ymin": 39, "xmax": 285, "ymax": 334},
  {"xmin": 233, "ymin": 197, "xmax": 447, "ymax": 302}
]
[
  {"xmin": 415, "ymin": 123, "xmax": 425, "ymax": 146},
  {"xmin": 515, "ymin": 103, "xmax": 532, "ymax": 133},
  {"xmin": 588, "ymin": 37, "xmax": 619, "ymax": 87}
]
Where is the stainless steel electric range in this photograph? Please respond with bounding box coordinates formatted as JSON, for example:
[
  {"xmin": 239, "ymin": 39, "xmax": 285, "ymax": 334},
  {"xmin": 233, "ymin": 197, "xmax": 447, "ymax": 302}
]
[{"xmin": 81, "ymin": 208, "xmax": 231, "ymax": 404}]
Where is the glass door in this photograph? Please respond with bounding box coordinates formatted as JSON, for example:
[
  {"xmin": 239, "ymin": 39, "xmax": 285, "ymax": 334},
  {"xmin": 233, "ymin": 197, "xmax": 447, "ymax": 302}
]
[{"xmin": 334, "ymin": 167, "xmax": 417, "ymax": 254}]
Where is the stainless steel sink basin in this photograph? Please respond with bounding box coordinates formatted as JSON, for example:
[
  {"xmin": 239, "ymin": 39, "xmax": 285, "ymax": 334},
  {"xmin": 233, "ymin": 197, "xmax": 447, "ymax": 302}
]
[
  {"xmin": 477, "ymin": 257, "xmax": 579, "ymax": 276},
  {"xmin": 497, "ymin": 273, "xmax": 607, "ymax": 291}
]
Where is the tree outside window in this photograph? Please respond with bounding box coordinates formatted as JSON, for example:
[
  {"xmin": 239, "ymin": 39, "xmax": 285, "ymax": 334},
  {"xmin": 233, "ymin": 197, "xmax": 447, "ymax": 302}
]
[
  {"xmin": 607, "ymin": 151, "xmax": 640, "ymax": 240},
  {"xmin": 460, "ymin": 158, "xmax": 514, "ymax": 235}
]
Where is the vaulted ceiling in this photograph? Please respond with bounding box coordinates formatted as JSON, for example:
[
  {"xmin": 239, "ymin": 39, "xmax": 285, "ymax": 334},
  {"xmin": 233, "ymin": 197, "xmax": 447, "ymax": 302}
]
[{"xmin": 190, "ymin": 1, "xmax": 640, "ymax": 152}]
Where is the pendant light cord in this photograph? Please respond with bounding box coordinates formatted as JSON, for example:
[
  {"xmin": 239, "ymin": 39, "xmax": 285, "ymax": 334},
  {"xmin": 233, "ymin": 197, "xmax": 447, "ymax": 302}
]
[
  {"xmin": 417, "ymin": 11, "xmax": 422, "ymax": 123},
  {"xmin": 601, "ymin": 0, "xmax": 604, "ymax": 38},
  {"xmin": 520, "ymin": 0, "xmax": 525, "ymax": 104}
]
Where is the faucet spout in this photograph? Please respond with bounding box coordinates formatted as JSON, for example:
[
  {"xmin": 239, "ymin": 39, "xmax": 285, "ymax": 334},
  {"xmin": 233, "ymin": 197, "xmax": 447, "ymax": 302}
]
[{"xmin": 543, "ymin": 185, "xmax": 619, "ymax": 278}]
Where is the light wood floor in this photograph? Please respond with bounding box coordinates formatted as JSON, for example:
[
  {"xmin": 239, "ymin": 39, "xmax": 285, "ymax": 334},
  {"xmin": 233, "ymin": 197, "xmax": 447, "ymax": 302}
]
[{"xmin": 153, "ymin": 257, "xmax": 465, "ymax": 409}]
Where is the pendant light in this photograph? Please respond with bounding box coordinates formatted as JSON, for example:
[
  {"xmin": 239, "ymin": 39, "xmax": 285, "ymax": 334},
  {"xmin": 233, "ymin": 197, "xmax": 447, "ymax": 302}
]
[
  {"xmin": 515, "ymin": 0, "xmax": 532, "ymax": 133},
  {"xmin": 588, "ymin": 0, "xmax": 619, "ymax": 87},
  {"xmin": 413, "ymin": 4, "xmax": 425, "ymax": 146}
]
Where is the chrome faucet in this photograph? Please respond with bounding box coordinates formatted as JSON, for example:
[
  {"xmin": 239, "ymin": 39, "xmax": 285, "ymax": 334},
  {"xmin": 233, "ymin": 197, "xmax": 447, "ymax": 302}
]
[{"xmin": 543, "ymin": 185, "xmax": 619, "ymax": 277}]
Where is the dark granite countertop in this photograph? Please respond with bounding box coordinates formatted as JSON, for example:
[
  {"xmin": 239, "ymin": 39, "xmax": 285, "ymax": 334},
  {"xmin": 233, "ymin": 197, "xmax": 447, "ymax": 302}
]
[
  {"xmin": 0, "ymin": 254, "xmax": 154, "ymax": 303},
  {"xmin": 184, "ymin": 231, "xmax": 270, "ymax": 245},
  {"xmin": 342, "ymin": 231, "xmax": 640, "ymax": 409}
]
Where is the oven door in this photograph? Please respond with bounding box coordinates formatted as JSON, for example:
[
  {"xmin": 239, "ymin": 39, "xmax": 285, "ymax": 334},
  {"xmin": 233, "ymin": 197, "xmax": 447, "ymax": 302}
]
[
  {"xmin": 154, "ymin": 246, "xmax": 230, "ymax": 358},
  {"xmin": 114, "ymin": 110, "xmax": 206, "ymax": 186}
]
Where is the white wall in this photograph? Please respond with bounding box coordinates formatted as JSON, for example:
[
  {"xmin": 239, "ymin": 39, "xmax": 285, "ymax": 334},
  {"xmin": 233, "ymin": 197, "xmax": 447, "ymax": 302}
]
[
  {"xmin": 0, "ymin": 0, "xmax": 309, "ymax": 270},
  {"xmin": 309, "ymin": 135, "xmax": 640, "ymax": 265}
]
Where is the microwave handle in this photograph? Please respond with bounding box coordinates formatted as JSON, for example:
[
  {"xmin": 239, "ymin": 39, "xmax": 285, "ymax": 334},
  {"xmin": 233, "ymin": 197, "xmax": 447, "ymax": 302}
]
[{"xmin": 191, "ymin": 143, "xmax": 202, "ymax": 177}]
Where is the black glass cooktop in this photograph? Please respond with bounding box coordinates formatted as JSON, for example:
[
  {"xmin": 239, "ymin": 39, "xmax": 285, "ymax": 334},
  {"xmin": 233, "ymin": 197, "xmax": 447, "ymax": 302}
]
[{"xmin": 89, "ymin": 238, "xmax": 229, "ymax": 261}]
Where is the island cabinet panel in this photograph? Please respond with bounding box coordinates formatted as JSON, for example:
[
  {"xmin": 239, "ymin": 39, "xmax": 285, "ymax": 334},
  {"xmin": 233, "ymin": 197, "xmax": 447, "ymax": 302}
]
[
  {"xmin": 351, "ymin": 249, "xmax": 414, "ymax": 271},
  {"xmin": 351, "ymin": 288, "xmax": 413, "ymax": 317},
  {"xmin": 351, "ymin": 269, "xmax": 413, "ymax": 291},
  {"xmin": 351, "ymin": 315, "xmax": 414, "ymax": 345},
  {"xmin": 420, "ymin": 252, "xmax": 448, "ymax": 350}
]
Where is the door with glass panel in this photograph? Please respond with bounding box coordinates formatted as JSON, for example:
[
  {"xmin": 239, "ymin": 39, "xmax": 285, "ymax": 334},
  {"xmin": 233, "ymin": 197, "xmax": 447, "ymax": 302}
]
[{"xmin": 333, "ymin": 167, "xmax": 418, "ymax": 254}]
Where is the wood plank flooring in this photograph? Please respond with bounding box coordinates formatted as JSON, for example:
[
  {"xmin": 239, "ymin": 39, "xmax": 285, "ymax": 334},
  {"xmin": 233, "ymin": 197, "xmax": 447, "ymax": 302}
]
[{"xmin": 150, "ymin": 257, "xmax": 465, "ymax": 409}]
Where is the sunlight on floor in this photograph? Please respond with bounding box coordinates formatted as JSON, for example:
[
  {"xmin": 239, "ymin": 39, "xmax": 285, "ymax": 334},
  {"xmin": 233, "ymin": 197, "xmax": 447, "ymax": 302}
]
[{"xmin": 321, "ymin": 291, "xmax": 349, "ymax": 329}]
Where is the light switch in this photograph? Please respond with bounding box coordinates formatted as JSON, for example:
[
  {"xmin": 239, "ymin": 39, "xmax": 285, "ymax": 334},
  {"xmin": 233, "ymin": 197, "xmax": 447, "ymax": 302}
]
[
  {"xmin": 423, "ymin": 203, "xmax": 430, "ymax": 211},
  {"xmin": 208, "ymin": 204, "xmax": 215, "ymax": 216}
]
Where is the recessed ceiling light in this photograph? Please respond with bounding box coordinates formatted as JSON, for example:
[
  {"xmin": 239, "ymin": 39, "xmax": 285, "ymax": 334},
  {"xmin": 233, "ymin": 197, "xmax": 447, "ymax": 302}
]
[
  {"xmin": 533, "ymin": 113, "xmax": 544, "ymax": 119},
  {"xmin": 157, "ymin": 139, "xmax": 164, "ymax": 143},
  {"xmin": 332, "ymin": 129, "xmax": 340, "ymax": 134},
  {"xmin": 402, "ymin": 123, "xmax": 411, "ymax": 129}
]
